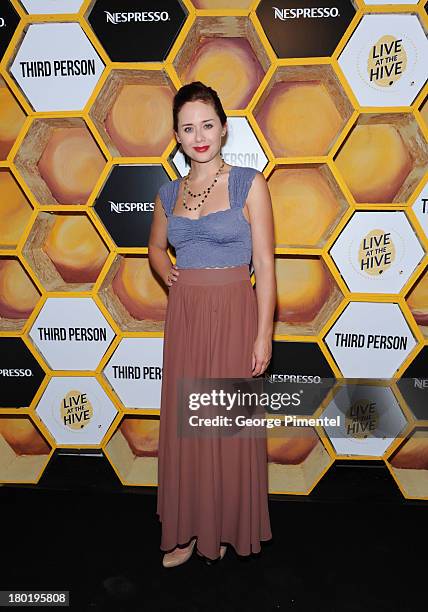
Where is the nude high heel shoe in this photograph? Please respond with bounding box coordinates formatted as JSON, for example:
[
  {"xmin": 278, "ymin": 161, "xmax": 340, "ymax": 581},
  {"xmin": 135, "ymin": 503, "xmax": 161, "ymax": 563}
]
[{"xmin": 162, "ymin": 538, "xmax": 197, "ymax": 568}]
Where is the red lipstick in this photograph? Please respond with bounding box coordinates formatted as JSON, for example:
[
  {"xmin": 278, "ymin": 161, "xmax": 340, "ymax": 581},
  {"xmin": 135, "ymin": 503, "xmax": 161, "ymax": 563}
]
[{"xmin": 193, "ymin": 146, "xmax": 209, "ymax": 152}]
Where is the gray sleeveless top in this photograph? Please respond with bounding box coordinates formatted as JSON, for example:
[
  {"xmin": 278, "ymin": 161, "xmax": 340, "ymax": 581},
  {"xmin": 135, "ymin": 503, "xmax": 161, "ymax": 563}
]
[{"xmin": 158, "ymin": 165, "xmax": 258, "ymax": 269}]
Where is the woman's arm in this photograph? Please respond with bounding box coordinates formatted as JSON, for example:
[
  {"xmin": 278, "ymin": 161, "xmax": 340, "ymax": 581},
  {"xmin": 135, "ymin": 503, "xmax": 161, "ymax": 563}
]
[
  {"xmin": 148, "ymin": 195, "xmax": 179, "ymax": 287},
  {"xmin": 245, "ymin": 172, "xmax": 276, "ymax": 376}
]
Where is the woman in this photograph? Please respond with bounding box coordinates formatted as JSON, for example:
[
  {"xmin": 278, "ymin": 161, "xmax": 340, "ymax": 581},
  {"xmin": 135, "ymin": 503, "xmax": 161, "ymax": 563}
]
[{"xmin": 148, "ymin": 81, "xmax": 276, "ymax": 568}]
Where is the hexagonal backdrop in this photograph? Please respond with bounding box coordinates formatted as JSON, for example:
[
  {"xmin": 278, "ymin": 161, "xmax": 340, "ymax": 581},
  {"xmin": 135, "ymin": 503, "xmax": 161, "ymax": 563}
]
[
  {"xmin": 94, "ymin": 164, "xmax": 169, "ymax": 248},
  {"xmin": 104, "ymin": 415, "xmax": 159, "ymax": 485},
  {"xmin": 86, "ymin": 0, "xmax": 188, "ymax": 62},
  {"xmin": 97, "ymin": 255, "xmax": 168, "ymax": 333},
  {"xmin": 14, "ymin": 117, "xmax": 107, "ymax": 206},
  {"xmin": 9, "ymin": 23, "xmax": 105, "ymax": 112},
  {"xmin": 103, "ymin": 337, "xmax": 163, "ymax": 409},
  {"xmin": 89, "ymin": 69, "xmax": 176, "ymax": 158},
  {"xmin": 29, "ymin": 297, "xmax": 115, "ymax": 371},
  {"xmin": 274, "ymin": 255, "xmax": 343, "ymax": 336},
  {"xmin": 173, "ymin": 15, "xmax": 269, "ymax": 110},
  {"xmin": 256, "ymin": 0, "xmax": 356, "ymax": 58},
  {"xmin": 412, "ymin": 180, "xmax": 428, "ymax": 239},
  {"xmin": 0, "ymin": 1, "xmax": 428, "ymax": 497},
  {"xmin": 338, "ymin": 14, "xmax": 428, "ymax": 107},
  {"xmin": 0, "ymin": 337, "xmax": 46, "ymax": 408},
  {"xmin": 324, "ymin": 302, "xmax": 417, "ymax": 378},
  {"xmin": 329, "ymin": 211, "xmax": 425, "ymax": 294},
  {"xmin": 0, "ymin": 415, "xmax": 52, "ymax": 483},
  {"xmin": 406, "ymin": 264, "xmax": 428, "ymax": 337},
  {"xmin": 22, "ymin": 212, "xmax": 110, "ymax": 292},
  {"xmin": 0, "ymin": 2, "xmax": 20, "ymax": 61},
  {"xmin": 252, "ymin": 64, "xmax": 354, "ymax": 158},
  {"xmin": 20, "ymin": 1, "xmax": 84, "ymax": 13},
  {"xmin": 0, "ymin": 77, "xmax": 26, "ymax": 161},
  {"xmin": 0, "ymin": 257, "xmax": 41, "ymax": 331},
  {"xmin": 397, "ymin": 347, "xmax": 428, "ymax": 421},
  {"xmin": 35, "ymin": 376, "xmax": 118, "ymax": 445},
  {"xmin": 267, "ymin": 424, "xmax": 333, "ymax": 494},
  {"xmin": 321, "ymin": 383, "xmax": 408, "ymax": 457},
  {"xmin": 0, "ymin": 169, "xmax": 32, "ymax": 247},
  {"xmin": 268, "ymin": 164, "xmax": 349, "ymax": 248},
  {"xmin": 333, "ymin": 113, "xmax": 428, "ymax": 204},
  {"xmin": 264, "ymin": 340, "xmax": 335, "ymax": 416},
  {"xmin": 386, "ymin": 426, "xmax": 428, "ymax": 499}
]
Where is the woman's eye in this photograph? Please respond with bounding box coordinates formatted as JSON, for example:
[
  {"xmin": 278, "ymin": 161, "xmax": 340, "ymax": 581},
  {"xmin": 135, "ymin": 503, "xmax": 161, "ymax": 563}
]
[
  {"xmin": 184, "ymin": 127, "xmax": 192, "ymax": 133},
  {"xmin": 204, "ymin": 124, "xmax": 213, "ymax": 129}
]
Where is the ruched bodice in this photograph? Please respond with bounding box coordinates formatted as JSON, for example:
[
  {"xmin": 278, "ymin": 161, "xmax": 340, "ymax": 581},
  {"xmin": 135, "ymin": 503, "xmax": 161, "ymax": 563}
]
[{"xmin": 158, "ymin": 165, "xmax": 258, "ymax": 269}]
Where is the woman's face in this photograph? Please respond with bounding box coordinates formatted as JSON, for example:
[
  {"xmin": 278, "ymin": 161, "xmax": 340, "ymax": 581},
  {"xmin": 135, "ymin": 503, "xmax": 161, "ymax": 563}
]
[{"xmin": 175, "ymin": 100, "xmax": 226, "ymax": 163}]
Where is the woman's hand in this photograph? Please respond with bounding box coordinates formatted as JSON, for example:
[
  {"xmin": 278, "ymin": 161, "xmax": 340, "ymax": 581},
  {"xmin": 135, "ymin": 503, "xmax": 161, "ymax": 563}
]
[
  {"xmin": 251, "ymin": 335, "xmax": 272, "ymax": 377},
  {"xmin": 165, "ymin": 264, "xmax": 179, "ymax": 287}
]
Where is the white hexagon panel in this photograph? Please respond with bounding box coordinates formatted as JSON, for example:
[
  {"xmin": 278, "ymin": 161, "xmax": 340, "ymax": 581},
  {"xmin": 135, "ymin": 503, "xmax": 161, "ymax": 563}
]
[
  {"xmin": 330, "ymin": 211, "xmax": 425, "ymax": 293},
  {"xmin": 338, "ymin": 14, "xmax": 428, "ymax": 107},
  {"xmin": 321, "ymin": 384, "xmax": 407, "ymax": 457},
  {"xmin": 29, "ymin": 297, "xmax": 115, "ymax": 371},
  {"xmin": 103, "ymin": 337, "xmax": 164, "ymax": 410},
  {"xmin": 412, "ymin": 181, "xmax": 428, "ymax": 239},
  {"xmin": 324, "ymin": 302, "xmax": 417, "ymax": 378},
  {"xmin": 35, "ymin": 376, "xmax": 117, "ymax": 445},
  {"xmin": 20, "ymin": 1, "xmax": 84, "ymax": 13},
  {"xmin": 9, "ymin": 23, "xmax": 105, "ymax": 111},
  {"xmin": 172, "ymin": 116, "xmax": 268, "ymax": 176}
]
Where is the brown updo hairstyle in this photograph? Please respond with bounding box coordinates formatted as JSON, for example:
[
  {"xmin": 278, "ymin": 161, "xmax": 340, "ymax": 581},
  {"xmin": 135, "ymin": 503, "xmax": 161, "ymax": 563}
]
[{"xmin": 173, "ymin": 81, "xmax": 227, "ymax": 166}]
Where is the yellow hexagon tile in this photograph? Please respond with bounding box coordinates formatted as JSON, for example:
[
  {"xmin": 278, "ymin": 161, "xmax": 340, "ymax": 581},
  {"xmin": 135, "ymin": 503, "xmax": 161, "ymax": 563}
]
[{"xmin": 13, "ymin": 117, "xmax": 108, "ymax": 206}]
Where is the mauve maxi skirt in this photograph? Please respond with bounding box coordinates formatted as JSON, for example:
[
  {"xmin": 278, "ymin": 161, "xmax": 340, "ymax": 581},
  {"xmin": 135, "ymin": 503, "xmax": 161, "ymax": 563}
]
[{"xmin": 156, "ymin": 264, "xmax": 272, "ymax": 560}]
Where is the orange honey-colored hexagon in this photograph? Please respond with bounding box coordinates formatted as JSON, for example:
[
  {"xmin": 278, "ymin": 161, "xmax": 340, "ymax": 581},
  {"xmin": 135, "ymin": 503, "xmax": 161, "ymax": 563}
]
[
  {"xmin": 37, "ymin": 127, "xmax": 106, "ymax": 205},
  {"xmin": 389, "ymin": 431, "xmax": 428, "ymax": 470},
  {"xmin": 0, "ymin": 171, "xmax": 32, "ymax": 247},
  {"xmin": 180, "ymin": 37, "xmax": 265, "ymax": 110},
  {"xmin": 275, "ymin": 257, "xmax": 334, "ymax": 323},
  {"xmin": 255, "ymin": 81, "xmax": 343, "ymax": 157},
  {"xmin": 105, "ymin": 84, "xmax": 174, "ymax": 157},
  {"xmin": 112, "ymin": 257, "xmax": 167, "ymax": 321},
  {"xmin": 268, "ymin": 167, "xmax": 342, "ymax": 247},
  {"xmin": 406, "ymin": 267, "xmax": 428, "ymax": 329},
  {"xmin": 0, "ymin": 86, "xmax": 26, "ymax": 160},
  {"xmin": 42, "ymin": 215, "xmax": 109, "ymax": 283},
  {"xmin": 120, "ymin": 418, "xmax": 159, "ymax": 457},
  {"xmin": 334, "ymin": 124, "xmax": 412, "ymax": 203},
  {"xmin": 267, "ymin": 427, "xmax": 319, "ymax": 464},
  {"xmin": 0, "ymin": 418, "xmax": 51, "ymax": 455},
  {"xmin": 0, "ymin": 259, "xmax": 40, "ymax": 319}
]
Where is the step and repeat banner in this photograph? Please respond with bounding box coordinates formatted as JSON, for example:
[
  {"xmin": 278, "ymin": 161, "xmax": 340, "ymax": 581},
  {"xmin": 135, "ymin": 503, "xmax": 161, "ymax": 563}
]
[{"xmin": 0, "ymin": 0, "xmax": 428, "ymax": 498}]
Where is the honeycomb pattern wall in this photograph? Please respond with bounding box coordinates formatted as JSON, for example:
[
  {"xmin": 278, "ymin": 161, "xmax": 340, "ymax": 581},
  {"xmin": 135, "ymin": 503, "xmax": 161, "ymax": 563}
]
[{"xmin": 0, "ymin": 0, "xmax": 428, "ymax": 499}]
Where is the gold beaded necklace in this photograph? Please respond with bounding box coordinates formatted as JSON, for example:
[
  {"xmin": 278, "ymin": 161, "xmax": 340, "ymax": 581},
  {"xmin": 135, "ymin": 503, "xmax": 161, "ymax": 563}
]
[{"xmin": 182, "ymin": 160, "xmax": 225, "ymax": 211}]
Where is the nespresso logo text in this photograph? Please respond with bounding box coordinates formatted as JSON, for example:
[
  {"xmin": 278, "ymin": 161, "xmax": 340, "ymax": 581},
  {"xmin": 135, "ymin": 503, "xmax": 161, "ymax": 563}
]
[
  {"xmin": 273, "ymin": 6, "xmax": 339, "ymax": 20},
  {"xmin": 109, "ymin": 201, "xmax": 155, "ymax": 213},
  {"xmin": 104, "ymin": 11, "xmax": 170, "ymax": 24}
]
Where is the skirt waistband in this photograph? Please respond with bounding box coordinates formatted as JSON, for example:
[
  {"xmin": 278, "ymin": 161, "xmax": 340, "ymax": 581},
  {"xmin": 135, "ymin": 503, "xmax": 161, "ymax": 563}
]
[{"xmin": 174, "ymin": 265, "xmax": 251, "ymax": 285}]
